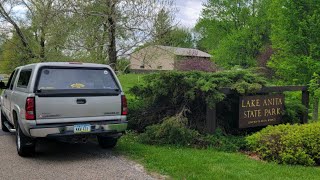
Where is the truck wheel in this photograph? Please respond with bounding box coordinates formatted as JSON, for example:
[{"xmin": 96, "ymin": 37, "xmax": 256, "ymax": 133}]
[
  {"xmin": 1, "ymin": 111, "xmax": 9, "ymax": 132},
  {"xmin": 97, "ymin": 136, "xmax": 118, "ymax": 149},
  {"xmin": 16, "ymin": 123, "xmax": 36, "ymax": 157}
]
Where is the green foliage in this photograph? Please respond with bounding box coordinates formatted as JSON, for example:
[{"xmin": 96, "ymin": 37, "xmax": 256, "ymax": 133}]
[
  {"xmin": 151, "ymin": 27, "xmax": 194, "ymax": 48},
  {"xmin": 199, "ymin": 129, "xmax": 246, "ymax": 152},
  {"xmin": 268, "ymin": 56, "xmax": 320, "ymax": 85},
  {"xmin": 195, "ymin": 0, "xmax": 272, "ymax": 69},
  {"xmin": 0, "ymin": 30, "xmax": 36, "ymax": 73},
  {"xmin": 268, "ymin": 0, "xmax": 320, "ymax": 84},
  {"xmin": 130, "ymin": 69, "xmax": 267, "ymax": 131},
  {"xmin": 116, "ymin": 58, "xmax": 130, "ymax": 74},
  {"xmin": 309, "ymin": 73, "xmax": 320, "ymax": 98},
  {"xmin": 138, "ymin": 115, "xmax": 200, "ymax": 146},
  {"xmin": 246, "ymin": 123, "xmax": 320, "ymax": 166},
  {"xmin": 212, "ymin": 27, "xmax": 261, "ymax": 68},
  {"xmin": 194, "ymin": 18, "xmax": 228, "ymax": 52},
  {"xmin": 138, "ymin": 115, "xmax": 245, "ymax": 151},
  {"xmin": 282, "ymin": 92, "xmax": 306, "ymax": 124},
  {"xmin": 283, "ymin": 103, "xmax": 306, "ymax": 124},
  {"xmin": 152, "ymin": 8, "xmax": 193, "ymax": 48}
]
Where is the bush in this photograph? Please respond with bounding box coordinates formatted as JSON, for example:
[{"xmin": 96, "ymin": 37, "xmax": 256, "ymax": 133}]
[
  {"xmin": 282, "ymin": 92, "xmax": 307, "ymax": 124},
  {"xmin": 283, "ymin": 102, "xmax": 306, "ymax": 124},
  {"xmin": 127, "ymin": 98, "xmax": 148, "ymax": 131},
  {"xmin": 246, "ymin": 123, "xmax": 320, "ymax": 166},
  {"xmin": 198, "ymin": 129, "xmax": 246, "ymax": 152},
  {"xmin": 116, "ymin": 58, "xmax": 130, "ymax": 73},
  {"xmin": 138, "ymin": 115, "xmax": 245, "ymax": 151},
  {"xmin": 138, "ymin": 115, "xmax": 200, "ymax": 146},
  {"xmin": 130, "ymin": 69, "xmax": 267, "ymax": 131}
]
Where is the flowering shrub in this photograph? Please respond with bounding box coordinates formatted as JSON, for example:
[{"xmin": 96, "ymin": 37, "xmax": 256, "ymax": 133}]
[{"xmin": 246, "ymin": 123, "xmax": 320, "ymax": 166}]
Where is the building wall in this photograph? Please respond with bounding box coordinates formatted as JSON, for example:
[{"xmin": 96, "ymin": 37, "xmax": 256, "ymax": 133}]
[
  {"xmin": 130, "ymin": 46, "xmax": 175, "ymax": 70},
  {"xmin": 174, "ymin": 56, "xmax": 216, "ymax": 72}
]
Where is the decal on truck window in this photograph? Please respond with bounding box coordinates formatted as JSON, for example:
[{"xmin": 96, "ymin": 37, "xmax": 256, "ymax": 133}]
[{"xmin": 70, "ymin": 83, "xmax": 85, "ymax": 89}]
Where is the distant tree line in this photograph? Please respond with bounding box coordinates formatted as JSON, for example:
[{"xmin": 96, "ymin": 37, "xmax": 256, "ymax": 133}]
[{"xmin": 0, "ymin": 0, "xmax": 195, "ymax": 73}]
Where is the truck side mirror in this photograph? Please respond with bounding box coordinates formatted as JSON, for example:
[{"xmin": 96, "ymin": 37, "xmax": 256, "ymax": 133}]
[{"xmin": 0, "ymin": 81, "xmax": 6, "ymax": 89}]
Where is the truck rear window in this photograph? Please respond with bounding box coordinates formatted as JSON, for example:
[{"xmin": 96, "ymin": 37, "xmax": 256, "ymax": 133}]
[{"xmin": 37, "ymin": 68, "xmax": 119, "ymax": 90}]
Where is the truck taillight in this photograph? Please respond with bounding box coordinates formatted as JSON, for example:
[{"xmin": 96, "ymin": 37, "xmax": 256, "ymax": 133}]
[
  {"xmin": 121, "ymin": 95, "xmax": 128, "ymax": 115},
  {"xmin": 25, "ymin": 97, "xmax": 35, "ymax": 120}
]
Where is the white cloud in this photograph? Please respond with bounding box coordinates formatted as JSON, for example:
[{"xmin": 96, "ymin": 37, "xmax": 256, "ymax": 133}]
[{"xmin": 175, "ymin": 0, "xmax": 205, "ymax": 28}]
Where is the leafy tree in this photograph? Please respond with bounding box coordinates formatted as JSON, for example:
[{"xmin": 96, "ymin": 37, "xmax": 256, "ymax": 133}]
[
  {"xmin": 69, "ymin": 0, "xmax": 175, "ymax": 69},
  {"xmin": 167, "ymin": 28, "xmax": 194, "ymax": 48},
  {"xmin": 268, "ymin": 0, "xmax": 320, "ymax": 84},
  {"xmin": 0, "ymin": 0, "xmax": 72, "ymax": 63},
  {"xmin": 267, "ymin": 0, "xmax": 320, "ymax": 119},
  {"xmin": 143, "ymin": 7, "xmax": 193, "ymax": 49},
  {"xmin": 194, "ymin": 18, "xmax": 228, "ymax": 52},
  {"xmin": 195, "ymin": 0, "xmax": 272, "ymax": 68},
  {"xmin": 309, "ymin": 73, "xmax": 320, "ymax": 121},
  {"xmin": 0, "ymin": 0, "xmax": 35, "ymax": 59},
  {"xmin": 0, "ymin": 30, "xmax": 36, "ymax": 73},
  {"xmin": 155, "ymin": 28, "xmax": 194, "ymax": 48},
  {"xmin": 153, "ymin": 8, "xmax": 174, "ymax": 44}
]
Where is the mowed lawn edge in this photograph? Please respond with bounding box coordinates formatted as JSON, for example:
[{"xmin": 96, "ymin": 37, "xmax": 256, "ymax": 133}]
[
  {"xmin": 115, "ymin": 134, "xmax": 320, "ymax": 180},
  {"xmin": 117, "ymin": 73, "xmax": 320, "ymax": 180}
]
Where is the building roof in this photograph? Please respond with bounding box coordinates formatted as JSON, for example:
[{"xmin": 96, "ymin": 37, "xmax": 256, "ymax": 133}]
[{"xmin": 156, "ymin": 45, "xmax": 211, "ymax": 58}]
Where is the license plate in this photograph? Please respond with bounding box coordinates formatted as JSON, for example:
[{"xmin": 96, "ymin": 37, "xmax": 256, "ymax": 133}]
[{"xmin": 74, "ymin": 124, "xmax": 91, "ymax": 133}]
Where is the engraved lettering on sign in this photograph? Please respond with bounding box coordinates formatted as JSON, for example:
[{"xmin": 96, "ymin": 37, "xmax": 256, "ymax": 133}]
[{"xmin": 239, "ymin": 94, "xmax": 285, "ymax": 128}]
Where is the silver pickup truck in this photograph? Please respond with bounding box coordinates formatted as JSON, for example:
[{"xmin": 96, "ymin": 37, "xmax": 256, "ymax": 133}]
[{"xmin": 0, "ymin": 62, "xmax": 128, "ymax": 157}]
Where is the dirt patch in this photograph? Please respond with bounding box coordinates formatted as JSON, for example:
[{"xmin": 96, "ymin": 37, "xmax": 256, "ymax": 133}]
[{"xmin": 241, "ymin": 151, "xmax": 264, "ymax": 161}]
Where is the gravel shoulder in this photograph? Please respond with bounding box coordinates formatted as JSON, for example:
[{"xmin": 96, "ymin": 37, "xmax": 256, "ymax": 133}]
[{"xmin": 0, "ymin": 130, "xmax": 155, "ymax": 180}]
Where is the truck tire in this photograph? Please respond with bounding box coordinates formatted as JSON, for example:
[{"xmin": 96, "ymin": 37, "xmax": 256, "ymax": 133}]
[
  {"xmin": 1, "ymin": 111, "xmax": 9, "ymax": 132},
  {"xmin": 97, "ymin": 136, "xmax": 118, "ymax": 149},
  {"xmin": 16, "ymin": 123, "xmax": 36, "ymax": 157}
]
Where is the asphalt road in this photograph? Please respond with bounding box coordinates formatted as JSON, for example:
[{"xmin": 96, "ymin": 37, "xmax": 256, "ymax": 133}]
[{"xmin": 0, "ymin": 126, "xmax": 155, "ymax": 180}]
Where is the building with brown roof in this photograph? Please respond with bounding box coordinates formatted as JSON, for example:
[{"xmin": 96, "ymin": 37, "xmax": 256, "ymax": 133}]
[{"xmin": 130, "ymin": 45, "xmax": 215, "ymax": 72}]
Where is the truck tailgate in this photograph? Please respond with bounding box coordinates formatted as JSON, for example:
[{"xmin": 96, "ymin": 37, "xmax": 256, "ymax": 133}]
[{"xmin": 35, "ymin": 95, "xmax": 121, "ymax": 123}]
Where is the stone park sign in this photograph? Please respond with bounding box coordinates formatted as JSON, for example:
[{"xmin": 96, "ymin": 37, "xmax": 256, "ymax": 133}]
[{"xmin": 239, "ymin": 94, "xmax": 285, "ymax": 128}]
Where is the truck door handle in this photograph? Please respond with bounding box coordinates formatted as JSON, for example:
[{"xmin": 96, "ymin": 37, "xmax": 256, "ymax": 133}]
[{"xmin": 76, "ymin": 99, "xmax": 86, "ymax": 104}]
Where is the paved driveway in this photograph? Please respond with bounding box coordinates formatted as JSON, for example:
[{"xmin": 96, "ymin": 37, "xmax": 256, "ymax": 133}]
[{"xmin": 0, "ymin": 126, "xmax": 154, "ymax": 180}]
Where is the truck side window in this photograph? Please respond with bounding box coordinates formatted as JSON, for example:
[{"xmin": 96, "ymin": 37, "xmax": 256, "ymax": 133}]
[
  {"xmin": 6, "ymin": 70, "xmax": 16, "ymax": 89},
  {"xmin": 9, "ymin": 70, "xmax": 19, "ymax": 90},
  {"xmin": 17, "ymin": 69, "xmax": 32, "ymax": 88}
]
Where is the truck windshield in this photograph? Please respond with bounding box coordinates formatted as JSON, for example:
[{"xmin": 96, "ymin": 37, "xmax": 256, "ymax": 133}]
[{"xmin": 37, "ymin": 68, "xmax": 119, "ymax": 91}]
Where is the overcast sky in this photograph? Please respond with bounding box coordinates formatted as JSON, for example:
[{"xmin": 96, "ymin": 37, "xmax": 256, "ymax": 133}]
[
  {"xmin": 175, "ymin": 0, "xmax": 206, "ymax": 28},
  {"xmin": 1, "ymin": 1, "xmax": 205, "ymax": 33}
]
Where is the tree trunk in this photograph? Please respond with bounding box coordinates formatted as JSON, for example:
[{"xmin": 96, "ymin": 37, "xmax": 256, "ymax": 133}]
[
  {"xmin": 313, "ymin": 97, "xmax": 319, "ymax": 121},
  {"xmin": 40, "ymin": 27, "xmax": 46, "ymax": 62},
  {"xmin": 107, "ymin": 0, "xmax": 117, "ymax": 70},
  {"xmin": 100, "ymin": 22, "xmax": 108, "ymax": 64}
]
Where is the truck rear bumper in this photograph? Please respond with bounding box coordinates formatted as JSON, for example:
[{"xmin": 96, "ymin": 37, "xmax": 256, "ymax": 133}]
[{"xmin": 29, "ymin": 122, "xmax": 127, "ymax": 137}]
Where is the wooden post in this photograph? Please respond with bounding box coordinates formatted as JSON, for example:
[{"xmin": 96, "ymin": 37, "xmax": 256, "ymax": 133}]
[
  {"xmin": 206, "ymin": 105, "xmax": 216, "ymax": 134},
  {"xmin": 302, "ymin": 90, "xmax": 309, "ymax": 124}
]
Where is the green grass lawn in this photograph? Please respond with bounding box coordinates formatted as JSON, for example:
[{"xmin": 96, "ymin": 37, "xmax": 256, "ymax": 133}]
[
  {"xmin": 116, "ymin": 134, "xmax": 320, "ymax": 180},
  {"xmin": 117, "ymin": 73, "xmax": 320, "ymax": 179},
  {"xmin": 118, "ymin": 73, "xmax": 145, "ymax": 94}
]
